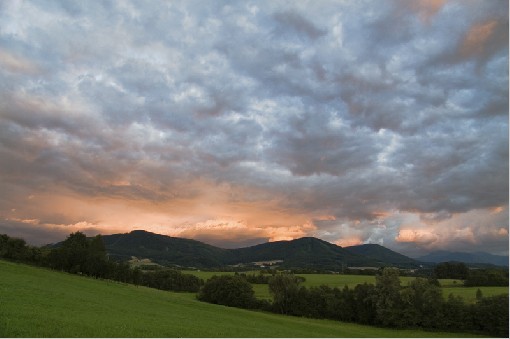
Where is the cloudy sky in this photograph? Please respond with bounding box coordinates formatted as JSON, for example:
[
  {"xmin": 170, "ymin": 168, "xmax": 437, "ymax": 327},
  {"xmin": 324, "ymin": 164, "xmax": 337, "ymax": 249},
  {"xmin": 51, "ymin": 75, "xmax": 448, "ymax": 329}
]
[{"xmin": 0, "ymin": 0, "xmax": 508, "ymax": 256}]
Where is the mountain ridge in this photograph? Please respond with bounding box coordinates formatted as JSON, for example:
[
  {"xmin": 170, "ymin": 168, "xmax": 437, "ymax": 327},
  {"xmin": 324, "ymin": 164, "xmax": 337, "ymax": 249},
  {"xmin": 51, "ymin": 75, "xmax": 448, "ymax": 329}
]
[
  {"xmin": 345, "ymin": 243, "xmax": 419, "ymax": 268},
  {"xmin": 50, "ymin": 230, "xmax": 508, "ymax": 269},
  {"xmin": 99, "ymin": 230, "xmax": 420, "ymax": 270},
  {"xmin": 102, "ymin": 230, "xmax": 233, "ymax": 267},
  {"xmin": 417, "ymin": 250, "xmax": 509, "ymax": 267}
]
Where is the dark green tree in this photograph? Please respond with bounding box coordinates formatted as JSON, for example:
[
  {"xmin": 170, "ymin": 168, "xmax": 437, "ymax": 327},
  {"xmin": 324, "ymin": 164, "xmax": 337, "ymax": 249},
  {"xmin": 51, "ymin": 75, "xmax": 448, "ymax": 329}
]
[
  {"xmin": 465, "ymin": 269, "xmax": 509, "ymax": 287},
  {"xmin": 112, "ymin": 262, "xmax": 132, "ymax": 283},
  {"xmin": 59, "ymin": 231, "xmax": 89, "ymax": 273},
  {"xmin": 268, "ymin": 274, "xmax": 301, "ymax": 315},
  {"xmin": 198, "ymin": 275, "xmax": 257, "ymax": 309},
  {"xmin": 301, "ymin": 285, "xmax": 329, "ymax": 318},
  {"xmin": 476, "ymin": 288, "xmax": 483, "ymax": 300},
  {"xmin": 0, "ymin": 234, "xmax": 29, "ymax": 261},
  {"xmin": 144, "ymin": 269, "xmax": 202, "ymax": 292},
  {"xmin": 48, "ymin": 232, "xmax": 111, "ymax": 277},
  {"xmin": 399, "ymin": 278, "xmax": 444, "ymax": 328},
  {"xmin": 374, "ymin": 268, "xmax": 402, "ymax": 326},
  {"xmin": 471, "ymin": 294, "xmax": 509, "ymax": 337},
  {"xmin": 335, "ymin": 285, "xmax": 357, "ymax": 322},
  {"xmin": 442, "ymin": 294, "xmax": 469, "ymax": 332},
  {"xmin": 434, "ymin": 262, "xmax": 469, "ymax": 279},
  {"xmin": 83, "ymin": 235, "xmax": 109, "ymax": 278},
  {"xmin": 353, "ymin": 283, "xmax": 377, "ymax": 325}
]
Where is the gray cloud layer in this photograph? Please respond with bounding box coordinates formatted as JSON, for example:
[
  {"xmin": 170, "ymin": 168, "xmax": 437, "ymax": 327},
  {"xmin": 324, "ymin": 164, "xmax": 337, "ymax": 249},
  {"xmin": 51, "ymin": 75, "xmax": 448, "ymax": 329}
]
[{"xmin": 0, "ymin": 0, "xmax": 508, "ymax": 255}]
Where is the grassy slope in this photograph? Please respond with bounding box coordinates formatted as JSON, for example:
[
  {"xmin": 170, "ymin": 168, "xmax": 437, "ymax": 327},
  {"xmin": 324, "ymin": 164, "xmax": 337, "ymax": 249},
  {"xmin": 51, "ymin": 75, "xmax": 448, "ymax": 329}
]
[{"xmin": 0, "ymin": 260, "xmax": 482, "ymax": 338}]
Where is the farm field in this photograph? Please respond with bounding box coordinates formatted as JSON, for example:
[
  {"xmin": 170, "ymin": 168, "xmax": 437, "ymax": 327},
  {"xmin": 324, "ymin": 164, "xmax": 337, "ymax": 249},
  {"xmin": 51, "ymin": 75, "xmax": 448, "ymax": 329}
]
[
  {"xmin": 0, "ymin": 260, "xmax": 483, "ymax": 338},
  {"xmin": 442, "ymin": 286, "xmax": 509, "ymax": 303},
  {"xmin": 183, "ymin": 270, "xmax": 508, "ymax": 302},
  {"xmin": 183, "ymin": 270, "xmax": 457, "ymax": 287}
]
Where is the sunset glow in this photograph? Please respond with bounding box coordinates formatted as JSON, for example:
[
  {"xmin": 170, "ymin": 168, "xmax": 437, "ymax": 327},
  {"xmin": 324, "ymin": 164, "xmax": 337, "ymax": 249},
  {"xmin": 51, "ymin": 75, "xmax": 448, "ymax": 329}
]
[{"xmin": 0, "ymin": 0, "xmax": 507, "ymax": 257}]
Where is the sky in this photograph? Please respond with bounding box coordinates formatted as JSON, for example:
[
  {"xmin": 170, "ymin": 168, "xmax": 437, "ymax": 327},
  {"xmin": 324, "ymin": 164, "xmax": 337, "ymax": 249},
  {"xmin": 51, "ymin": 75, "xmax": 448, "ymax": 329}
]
[{"xmin": 0, "ymin": 0, "xmax": 508, "ymax": 257}]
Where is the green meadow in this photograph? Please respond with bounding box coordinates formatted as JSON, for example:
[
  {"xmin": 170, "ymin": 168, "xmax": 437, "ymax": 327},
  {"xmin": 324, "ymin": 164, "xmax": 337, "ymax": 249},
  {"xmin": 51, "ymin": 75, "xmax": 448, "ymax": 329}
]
[
  {"xmin": 182, "ymin": 270, "xmax": 455, "ymax": 288},
  {"xmin": 442, "ymin": 286, "xmax": 509, "ymax": 303},
  {"xmin": 0, "ymin": 260, "xmax": 484, "ymax": 338},
  {"xmin": 184, "ymin": 270, "xmax": 508, "ymax": 302}
]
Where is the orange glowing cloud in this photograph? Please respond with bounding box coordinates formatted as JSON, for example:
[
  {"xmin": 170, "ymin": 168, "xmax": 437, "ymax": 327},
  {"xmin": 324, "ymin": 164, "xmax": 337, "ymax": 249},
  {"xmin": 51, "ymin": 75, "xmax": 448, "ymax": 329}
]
[
  {"xmin": 395, "ymin": 229, "xmax": 438, "ymax": 244},
  {"xmin": 335, "ymin": 237, "xmax": 363, "ymax": 247},
  {"xmin": 491, "ymin": 206, "xmax": 505, "ymax": 214},
  {"xmin": 405, "ymin": 0, "xmax": 445, "ymax": 23},
  {"xmin": 6, "ymin": 179, "xmax": 321, "ymax": 247},
  {"xmin": 460, "ymin": 20, "xmax": 499, "ymax": 58},
  {"xmin": 498, "ymin": 228, "xmax": 509, "ymax": 236},
  {"xmin": 394, "ymin": 207, "xmax": 509, "ymax": 251},
  {"xmin": 452, "ymin": 227, "xmax": 476, "ymax": 243},
  {"xmin": 175, "ymin": 218, "xmax": 317, "ymax": 246}
]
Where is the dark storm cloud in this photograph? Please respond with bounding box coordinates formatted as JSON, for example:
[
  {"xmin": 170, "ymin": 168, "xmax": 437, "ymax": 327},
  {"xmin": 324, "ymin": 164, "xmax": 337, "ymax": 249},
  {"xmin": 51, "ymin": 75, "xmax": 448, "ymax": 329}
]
[
  {"xmin": 273, "ymin": 10, "xmax": 326, "ymax": 41},
  {"xmin": 0, "ymin": 219, "xmax": 70, "ymax": 246},
  {"xmin": 266, "ymin": 110, "xmax": 384, "ymax": 177},
  {"xmin": 0, "ymin": 0, "xmax": 507, "ymax": 254}
]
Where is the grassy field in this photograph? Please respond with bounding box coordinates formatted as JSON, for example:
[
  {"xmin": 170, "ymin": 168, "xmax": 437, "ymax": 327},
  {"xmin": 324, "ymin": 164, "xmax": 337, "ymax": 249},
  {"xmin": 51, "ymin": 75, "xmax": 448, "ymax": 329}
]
[
  {"xmin": 0, "ymin": 260, "xmax": 484, "ymax": 338},
  {"xmin": 183, "ymin": 270, "xmax": 508, "ymax": 302},
  {"xmin": 182, "ymin": 270, "xmax": 457, "ymax": 288},
  {"xmin": 442, "ymin": 286, "xmax": 509, "ymax": 302}
]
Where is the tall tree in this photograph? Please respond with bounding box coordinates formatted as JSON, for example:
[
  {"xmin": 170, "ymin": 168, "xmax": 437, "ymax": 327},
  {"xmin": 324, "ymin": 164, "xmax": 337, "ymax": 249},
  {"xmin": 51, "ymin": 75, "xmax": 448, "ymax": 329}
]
[
  {"xmin": 84, "ymin": 235, "xmax": 109, "ymax": 278},
  {"xmin": 59, "ymin": 231, "xmax": 89, "ymax": 273},
  {"xmin": 374, "ymin": 268, "xmax": 402, "ymax": 326},
  {"xmin": 353, "ymin": 283, "xmax": 377, "ymax": 325},
  {"xmin": 0, "ymin": 234, "xmax": 29, "ymax": 261},
  {"xmin": 268, "ymin": 274, "xmax": 301, "ymax": 315},
  {"xmin": 399, "ymin": 278, "xmax": 444, "ymax": 328}
]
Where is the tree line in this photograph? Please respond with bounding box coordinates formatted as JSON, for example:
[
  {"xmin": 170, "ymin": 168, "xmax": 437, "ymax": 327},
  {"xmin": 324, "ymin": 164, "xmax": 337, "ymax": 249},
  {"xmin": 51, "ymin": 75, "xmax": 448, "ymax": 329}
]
[
  {"xmin": 434, "ymin": 261, "xmax": 508, "ymax": 286},
  {"xmin": 0, "ymin": 232, "xmax": 202, "ymax": 292},
  {"xmin": 198, "ymin": 269, "xmax": 508, "ymax": 337}
]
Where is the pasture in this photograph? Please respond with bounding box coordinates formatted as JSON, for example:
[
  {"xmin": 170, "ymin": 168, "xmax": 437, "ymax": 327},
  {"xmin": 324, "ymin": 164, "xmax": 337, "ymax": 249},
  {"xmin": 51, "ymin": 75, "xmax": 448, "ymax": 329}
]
[
  {"xmin": 0, "ymin": 260, "xmax": 482, "ymax": 338},
  {"xmin": 442, "ymin": 286, "xmax": 509, "ymax": 303},
  {"xmin": 184, "ymin": 270, "xmax": 508, "ymax": 302}
]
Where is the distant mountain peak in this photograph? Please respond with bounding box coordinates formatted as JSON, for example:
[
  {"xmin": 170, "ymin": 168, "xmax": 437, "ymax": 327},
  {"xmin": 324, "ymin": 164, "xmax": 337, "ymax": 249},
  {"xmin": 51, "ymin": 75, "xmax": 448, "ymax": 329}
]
[{"xmin": 129, "ymin": 230, "xmax": 153, "ymax": 235}]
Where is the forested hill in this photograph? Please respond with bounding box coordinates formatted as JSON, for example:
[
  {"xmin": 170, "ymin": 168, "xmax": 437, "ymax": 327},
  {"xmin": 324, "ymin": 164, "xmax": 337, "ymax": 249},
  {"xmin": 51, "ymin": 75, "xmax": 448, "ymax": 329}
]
[
  {"xmin": 417, "ymin": 250, "xmax": 509, "ymax": 267},
  {"xmin": 99, "ymin": 230, "xmax": 420, "ymax": 270},
  {"xmin": 229, "ymin": 237, "xmax": 381, "ymax": 269},
  {"xmin": 102, "ymin": 230, "xmax": 233, "ymax": 267},
  {"xmin": 345, "ymin": 244, "xmax": 419, "ymax": 268}
]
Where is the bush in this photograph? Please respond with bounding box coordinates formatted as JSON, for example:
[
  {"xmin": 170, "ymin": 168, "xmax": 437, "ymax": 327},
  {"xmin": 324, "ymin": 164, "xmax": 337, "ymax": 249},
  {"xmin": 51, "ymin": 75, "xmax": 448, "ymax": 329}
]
[
  {"xmin": 434, "ymin": 262, "xmax": 469, "ymax": 280},
  {"xmin": 464, "ymin": 269, "xmax": 509, "ymax": 287},
  {"xmin": 142, "ymin": 269, "xmax": 202, "ymax": 292},
  {"xmin": 268, "ymin": 274, "xmax": 302, "ymax": 315},
  {"xmin": 198, "ymin": 275, "xmax": 257, "ymax": 309},
  {"xmin": 471, "ymin": 294, "xmax": 509, "ymax": 337}
]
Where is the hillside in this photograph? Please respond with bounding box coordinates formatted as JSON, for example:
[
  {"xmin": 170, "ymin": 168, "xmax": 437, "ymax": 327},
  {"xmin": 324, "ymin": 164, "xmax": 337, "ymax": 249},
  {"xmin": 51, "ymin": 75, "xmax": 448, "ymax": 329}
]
[
  {"xmin": 230, "ymin": 237, "xmax": 381, "ymax": 269},
  {"xmin": 417, "ymin": 251, "xmax": 509, "ymax": 267},
  {"xmin": 345, "ymin": 244, "xmax": 419, "ymax": 268},
  {"xmin": 99, "ymin": 231, "xmax": 420, "ymax": 270},
  {"xmin": 2, "ymin": 260, "xmax": 475, "ymax": 337},
  {"xmin": 102, "ymin": 230, "xmax": 232, "ymax": 268}
]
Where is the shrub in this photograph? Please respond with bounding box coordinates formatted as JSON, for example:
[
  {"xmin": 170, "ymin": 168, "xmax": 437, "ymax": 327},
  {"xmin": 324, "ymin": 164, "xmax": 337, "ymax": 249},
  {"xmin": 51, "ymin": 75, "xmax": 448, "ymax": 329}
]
[{"xmin": 198, "ymin": 275, "xmax": 257, "ymax": 309}]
